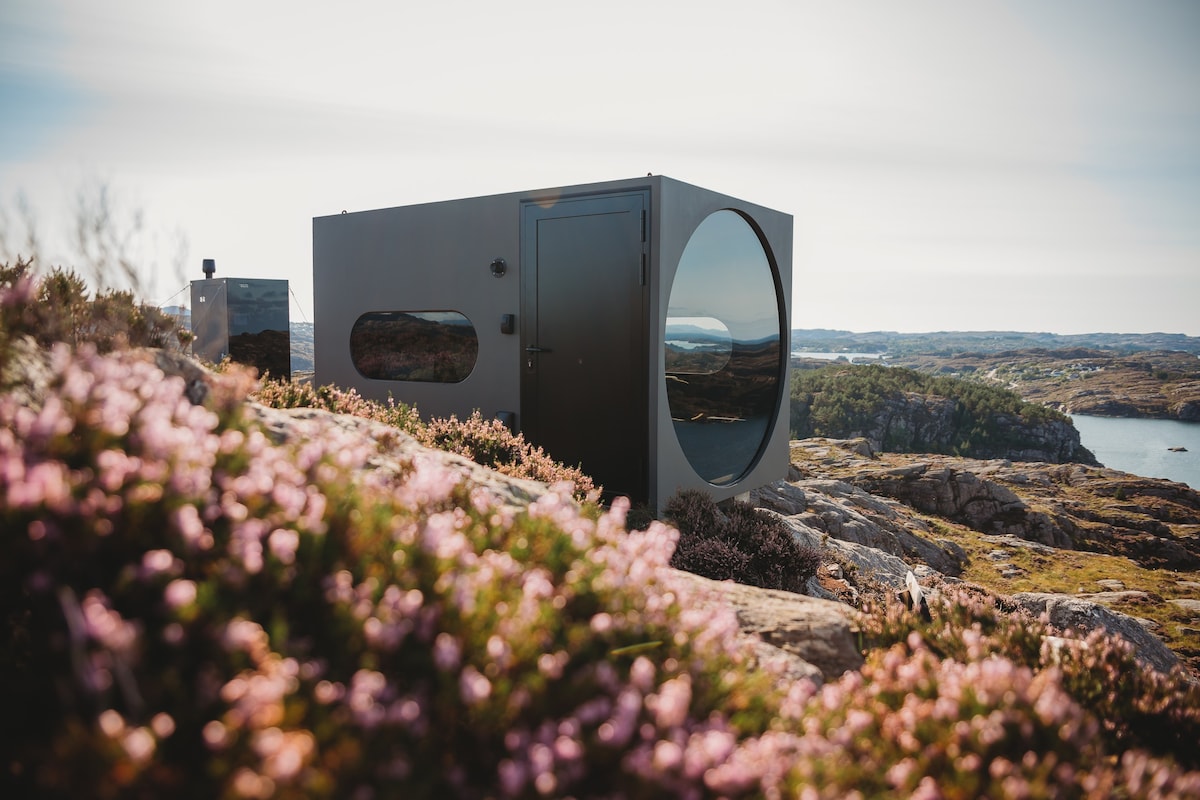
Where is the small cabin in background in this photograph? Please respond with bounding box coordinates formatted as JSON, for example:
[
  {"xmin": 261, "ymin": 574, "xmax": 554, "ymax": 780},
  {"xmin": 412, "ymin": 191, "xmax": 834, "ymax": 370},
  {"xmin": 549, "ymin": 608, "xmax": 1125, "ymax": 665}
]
[
  {"xmin": 312, "ymin": 176, "xmax": 792, "ymax": 511},
  {"xmin": 191, "ymin": 260, "xmax": 291, "ymax": 380}
]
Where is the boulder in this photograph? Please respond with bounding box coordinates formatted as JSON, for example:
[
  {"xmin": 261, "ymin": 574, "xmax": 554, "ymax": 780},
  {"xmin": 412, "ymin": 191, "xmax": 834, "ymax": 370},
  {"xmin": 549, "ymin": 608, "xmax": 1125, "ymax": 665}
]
[
  {"xmin": 1011, "ymin": 592, "xmax": 1180, "ymax": 676},
  {"xmin": 676, "ymin": 572, "xmax": 864, "ymax": 680},
  {"xmin": 752, "ymin": 478, "xmax": 967, "ymax": 577}
]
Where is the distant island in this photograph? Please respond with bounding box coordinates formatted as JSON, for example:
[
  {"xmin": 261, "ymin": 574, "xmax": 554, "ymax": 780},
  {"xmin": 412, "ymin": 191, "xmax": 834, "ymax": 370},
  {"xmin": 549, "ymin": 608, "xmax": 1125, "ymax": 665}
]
[
  {"xmin": 792, "ymin": 330, "xmax": 1200, "ymax": 421},
  {"xmin": 791, "ymin": 328, "xmax": 1200, "ymax": 357}
]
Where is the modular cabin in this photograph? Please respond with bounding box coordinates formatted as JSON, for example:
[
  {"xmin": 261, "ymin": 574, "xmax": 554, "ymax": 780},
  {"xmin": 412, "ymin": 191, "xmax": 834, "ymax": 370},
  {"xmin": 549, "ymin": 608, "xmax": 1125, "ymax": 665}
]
[{"xmin": 313, "ymin": 176, "xmax": 791, "ymax": 511}]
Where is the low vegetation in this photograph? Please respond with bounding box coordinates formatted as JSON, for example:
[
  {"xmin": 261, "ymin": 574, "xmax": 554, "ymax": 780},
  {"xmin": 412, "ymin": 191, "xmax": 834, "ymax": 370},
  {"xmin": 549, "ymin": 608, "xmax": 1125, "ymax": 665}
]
[
  {"xmin": 791, "ymin": 361, "xmax": 1071, "ymax": 456},
  {"xmin": 5, "ymin": 263, "xmax": 1200, "ymax": 797},
  {"xmin": 892, "ymin": 348, "xmax": 1200, "ymax": 420},
  {"xmin": 1, "ymin": 257, "xmax": 189, "ymax": 356},
  {"xmin": 663, "ymin": 489, "xmax": 821, "ymax": 594},
  {"xmin": 252, "ymin": 381, "xmax": 599, "ymax": 503}
]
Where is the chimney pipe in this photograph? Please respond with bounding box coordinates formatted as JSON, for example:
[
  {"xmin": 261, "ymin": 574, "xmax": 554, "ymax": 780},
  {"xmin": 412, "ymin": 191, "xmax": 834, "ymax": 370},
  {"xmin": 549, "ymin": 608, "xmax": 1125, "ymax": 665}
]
[{"xmin": 202, "ymin": 258, "xmax": 215, "ymax": 279}]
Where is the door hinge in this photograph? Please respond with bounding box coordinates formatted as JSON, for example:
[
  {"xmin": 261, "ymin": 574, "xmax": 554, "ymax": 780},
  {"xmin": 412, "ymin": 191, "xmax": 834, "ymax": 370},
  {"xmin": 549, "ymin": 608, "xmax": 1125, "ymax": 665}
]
[
  {"xmin": 640, "ymin": 253, "xmax": 647, "ymax": 285},
  {"xmin": 641, "ymin": 209, "xmax": 647, "ymax": 242}
]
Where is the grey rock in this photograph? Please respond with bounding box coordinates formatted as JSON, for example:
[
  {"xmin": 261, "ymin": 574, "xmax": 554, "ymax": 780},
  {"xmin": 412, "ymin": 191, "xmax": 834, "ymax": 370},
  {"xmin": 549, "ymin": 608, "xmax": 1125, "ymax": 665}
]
[
  {"xmin": 1012, "ymin": 592, "xmax": 1180, "ymax": 675},
  {"xmin": 1075, "ymin": 591, "xmax": 1151, "ymax": 606},
  {"xmin": 780, "ymin": 515, "xmax": 915, "ymax": 588},
  {"xmin": 1169, "ymin": 599, "xmax": 1200, "ymax": 616},
  {"xmin": 677, "ymin": 572, "xmax": 864, "ymax": 680},
  {"xmin": 755, "ymin": 478, "xmax": 967, "ymax": 577}
]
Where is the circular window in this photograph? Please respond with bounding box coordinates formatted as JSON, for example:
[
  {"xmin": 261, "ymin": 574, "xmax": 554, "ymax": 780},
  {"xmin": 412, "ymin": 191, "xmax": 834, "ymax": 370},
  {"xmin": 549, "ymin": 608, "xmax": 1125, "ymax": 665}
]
[{"xmin": 665, "ymin": 210, "xmax": 783, "ymax": 485}]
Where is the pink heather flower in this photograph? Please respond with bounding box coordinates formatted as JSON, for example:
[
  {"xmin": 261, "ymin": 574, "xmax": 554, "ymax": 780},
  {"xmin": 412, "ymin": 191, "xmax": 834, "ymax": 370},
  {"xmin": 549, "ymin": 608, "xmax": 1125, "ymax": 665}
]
[
  {"xmin": 223, "ymin": 618, "xmax": 268, "ymax": 655},
  {"xmin": 553, "ymin": 734, "xmax": 582, "ymax": 762},
  {"xmin": 151, "ymin": 713, "xmax": 176, "ymax": 738},
  {"xmin": 630, "ymin": 656, "xmax": 656, "ymax": 692},
  {"xmin": 164, "ymin": 579, "xmax": 197, "ymax": 610},
  {"xmin": 122, "ymin": 727, "xmax": 156, "ymax": 764},
  {"xmin": 170, "ymin": 504, "xmax": 206, "ymax": 548},
  {"xmin": 99, "ymin": 709, "xmax": 125, "ymax": 738},
  {"xmin": 537, "ymin": 651, "xmax": 569, "ymax": 680},
  {"xmin": 81, "ymin": 591, "xmax": 138, "ymax": 652},
  {"xmin": 399, "ymin": 456, "xmax": 461, "ymax": 507},
  {"xmin": 498, "ymin": 759, "xmax": 528, "ymax": 796},
  {"xmin": 486, "ymin": 635, "xmax": 511, "ymax": 665},
  {"xmin": 142, "ymin": 549, "xmax": 176, "ymax": 577},
  {"xmin": 653, "ymin": 740, "xmax": 684, "ymax": 772},
  {"xmin": 459, "ymin": 665, "xmax": 492, "ymax": 706},
  {"xmin": 254, "ymin": 728, "xmax": 315, "ymax": 781},
  {"xmin": 433, "ymin": 633, "xmax": 461, "ymax": 671},
  {"xmin": 267, "ymin": 528, "xmax": 300, "ymax": 565},
  {"xmin": 534, "ymin": 771, "xmax": 557, "ymax": 796},
  {"xmin": 650, "ymin": 675, "xmax": 692, "ymax": 730}
]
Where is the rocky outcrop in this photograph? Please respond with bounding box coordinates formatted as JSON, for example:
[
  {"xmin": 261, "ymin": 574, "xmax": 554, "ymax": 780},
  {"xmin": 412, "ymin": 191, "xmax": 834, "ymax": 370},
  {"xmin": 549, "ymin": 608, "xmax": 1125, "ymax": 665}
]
[
  {"xmin": 752, "ymin": 477, "xmax": 967, "ymax": 582},
  {"xmin": 845, "ymin": 391, "xmax": 1095, "ymax": 464},
  {"xmin": 676, "ymin": 572, "xmax": 864, "ymax": 681},
  {"xmin": 792, "ymin": 439, "xmax": 1200, "ymax": 571},
  {"xmin": 893, "ymin": 348, "xmax": 1200, "ymax": 422},
  {"xmin": 1012, "ymin": 592, "xmax": 1180, "ymax": 675},
  {"xmin": 849, "ymin": 460, "xmax": 1077, "ymax": 550}
]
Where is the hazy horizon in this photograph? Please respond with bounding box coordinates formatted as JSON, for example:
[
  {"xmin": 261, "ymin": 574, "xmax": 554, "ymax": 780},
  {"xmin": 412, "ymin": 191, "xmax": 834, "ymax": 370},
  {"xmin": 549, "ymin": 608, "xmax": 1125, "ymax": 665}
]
[{"xmin": 3, "ymin": 1, "xmax": 1197, "ymax": 337}]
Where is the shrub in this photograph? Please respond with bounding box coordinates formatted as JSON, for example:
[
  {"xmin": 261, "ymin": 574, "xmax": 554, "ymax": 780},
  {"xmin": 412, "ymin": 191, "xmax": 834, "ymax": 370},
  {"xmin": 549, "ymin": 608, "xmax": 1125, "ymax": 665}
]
[
  {"xmin": 417, "ymin": 411, "xmax": 600, "ymax": 503},
  {"xmin": 789, "ymin": 362, "xmax": 1070, "ymax": 457},
  {"xmin": 859, "ymin": 582, "xmax": 1200, "ymax": 770},
  {"xmin": 0, "ymin": 342, "xmax": 784, "ymax": 798},
  {"xmin": 664, "ymin": 490, "xmax": 821, "ymax": 593},
  {"xmin": 252, "ymin": 377, "xmax": 424, "ymax": 435},
  {"xmin": 0, "ymin": 258, "xmax": 189, "ymax": 354},
  {"xmin": 252, "ymin": 383, "xmax": 599, "ymax": 504}
]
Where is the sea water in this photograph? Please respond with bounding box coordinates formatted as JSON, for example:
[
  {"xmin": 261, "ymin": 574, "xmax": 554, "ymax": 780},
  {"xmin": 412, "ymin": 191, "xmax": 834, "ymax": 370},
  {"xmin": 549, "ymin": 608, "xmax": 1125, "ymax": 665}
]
[{"xmin": 1071, "ymin": 415, "xmax": 1200, "ymax": 489}]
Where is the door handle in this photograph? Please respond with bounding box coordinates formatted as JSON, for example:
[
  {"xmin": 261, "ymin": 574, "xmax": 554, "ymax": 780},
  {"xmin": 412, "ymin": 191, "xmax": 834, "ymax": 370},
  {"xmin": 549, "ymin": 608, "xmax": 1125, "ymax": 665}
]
[{"xmin": 525, "ymin": 346, "xmax": 552, "ymax": 353}]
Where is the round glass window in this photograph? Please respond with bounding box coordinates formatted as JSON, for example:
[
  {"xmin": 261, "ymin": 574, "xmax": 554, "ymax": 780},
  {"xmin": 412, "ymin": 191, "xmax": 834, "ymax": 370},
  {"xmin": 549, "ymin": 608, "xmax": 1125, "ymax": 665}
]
[{"xmin": 665, "ymin": 210, "xmax": 783, "ymax": 485}]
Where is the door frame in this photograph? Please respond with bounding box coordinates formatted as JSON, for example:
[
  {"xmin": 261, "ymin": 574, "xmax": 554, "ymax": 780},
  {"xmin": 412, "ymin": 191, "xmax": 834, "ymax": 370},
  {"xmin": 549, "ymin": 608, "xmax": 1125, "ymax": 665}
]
[{"xmin": 519, "ymin": 189, "xmax": 651, "ymax": 500}]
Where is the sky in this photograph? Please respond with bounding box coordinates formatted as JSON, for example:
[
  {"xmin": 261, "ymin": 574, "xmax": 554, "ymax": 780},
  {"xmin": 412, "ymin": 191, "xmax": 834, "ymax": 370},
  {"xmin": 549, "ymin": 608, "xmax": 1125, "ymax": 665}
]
[{"xmin": 2, "ymin": 0, "xmax": 1198, "ymax": 336}]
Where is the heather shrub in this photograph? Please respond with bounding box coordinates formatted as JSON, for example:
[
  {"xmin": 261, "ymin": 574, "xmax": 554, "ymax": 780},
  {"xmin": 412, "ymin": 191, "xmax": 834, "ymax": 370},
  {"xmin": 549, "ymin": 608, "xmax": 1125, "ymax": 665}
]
[
  {"xmin": 0, "ymin": 342, "xmax": 787, "ymax": 797},
  {"xmin": 5, "ymin": 302, "xmax": 1200, "ymax": 796},
  {"xmin": 252, "ymin": 377, "xmax": 424, "ymax": 435},
  {"xmin": 665, "ymin": 489, "xmax": 821, "ymax": 594},
  {"xmin": 252, "ymin": 383, "xmax": 598, "ymax": 504},
  {"xmin": 860, "ymin": 583, "xmax": 1200, "ymax": 770},
  {"xmin": 416, "ymin": 411, "xmax": 599, "ymax": 503},
  {"xmin": 754, "ymin": 640, "xmax": 1200, "ymax": 799}
]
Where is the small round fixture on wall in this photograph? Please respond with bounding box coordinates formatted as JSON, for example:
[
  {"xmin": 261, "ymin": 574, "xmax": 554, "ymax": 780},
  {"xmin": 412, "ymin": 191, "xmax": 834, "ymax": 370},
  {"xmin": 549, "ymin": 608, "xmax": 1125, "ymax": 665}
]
[{"xmin": 490, "ymin": 257, "xmax": 507, "ymax": 278}]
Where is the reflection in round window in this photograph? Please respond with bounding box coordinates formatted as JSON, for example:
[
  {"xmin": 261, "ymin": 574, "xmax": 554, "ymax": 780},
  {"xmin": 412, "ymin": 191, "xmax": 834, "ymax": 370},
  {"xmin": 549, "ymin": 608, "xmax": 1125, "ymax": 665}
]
[{"xmin": 665, "ymin": 211, "xmax": 783, "ymax": 485}]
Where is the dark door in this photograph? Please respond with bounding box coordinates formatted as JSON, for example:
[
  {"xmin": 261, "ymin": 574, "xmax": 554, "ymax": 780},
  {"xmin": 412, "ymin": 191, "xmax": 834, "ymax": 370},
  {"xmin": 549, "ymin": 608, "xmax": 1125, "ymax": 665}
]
[{"xmin": 520, "ymin": 191, "xmax": 649, "ymax": 503}]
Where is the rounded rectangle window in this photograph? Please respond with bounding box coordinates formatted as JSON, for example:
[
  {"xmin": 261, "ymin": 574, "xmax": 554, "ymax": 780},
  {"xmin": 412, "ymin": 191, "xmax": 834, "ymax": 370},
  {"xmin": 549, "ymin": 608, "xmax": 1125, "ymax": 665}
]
[{"xmin": 350, "ymin": 311, "xmax": 478, "ymax": 383}]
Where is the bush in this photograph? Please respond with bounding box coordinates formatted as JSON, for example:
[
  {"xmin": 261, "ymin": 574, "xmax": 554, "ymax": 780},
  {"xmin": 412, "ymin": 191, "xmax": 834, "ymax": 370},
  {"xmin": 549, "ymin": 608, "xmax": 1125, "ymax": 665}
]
[
  {"xmin": 252, "ymin": 381, "xmax": 600, "ymax": 504},
  {"xmin": 664, "ymin": 490, "xmax": 821, "ymax": 594},
  {"xmin": 0, "ymin": 342, "xmax": 782, "ymax": 798},
  {"xmin": 416, "ymin": 412, "xmax": 599, "ymax": 503},
  {"xmin": 859, "ymin": 582, "xmax": 1200, "ymax": 770},
  {"xmin": 1, "ymin": 258, "xmax": 189, "ymax": 354},
  {"xmin": 252, "ymin": 378, "xmax": 424, "ymax": 435},
  {"xmin": 789, "ymin": 362, "xmax": 1069, "ymax": 457}
]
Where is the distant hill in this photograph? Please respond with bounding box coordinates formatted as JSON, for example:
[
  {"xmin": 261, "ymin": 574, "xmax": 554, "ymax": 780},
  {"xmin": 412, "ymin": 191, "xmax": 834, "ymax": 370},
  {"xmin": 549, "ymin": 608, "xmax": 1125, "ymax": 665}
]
[{"xmin": 791, "ymin": 329, "xmax": 1200, "ymax": 357}]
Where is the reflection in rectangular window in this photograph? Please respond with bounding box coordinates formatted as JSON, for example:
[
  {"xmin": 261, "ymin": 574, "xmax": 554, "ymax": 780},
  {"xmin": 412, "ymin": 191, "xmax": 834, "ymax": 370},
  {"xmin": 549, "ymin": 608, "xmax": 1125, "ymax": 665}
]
[
  {"xmin": 350, "ymin": 311, "xmax": 478, "ymax": 383},
  {"xmin": 665, "ymin": 316, "xmax": 732, "ymax": 375}
]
